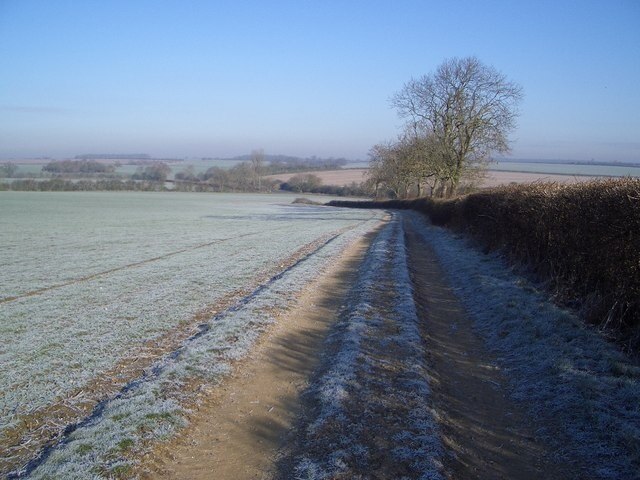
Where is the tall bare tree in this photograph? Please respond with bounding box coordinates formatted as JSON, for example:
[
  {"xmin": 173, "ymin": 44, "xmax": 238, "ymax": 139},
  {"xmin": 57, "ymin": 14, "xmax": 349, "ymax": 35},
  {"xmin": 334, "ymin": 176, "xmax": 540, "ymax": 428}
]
[
  {"xmin": 250, "ymin": 149, "xmax": 265, "ymax": 191},
  {"xmin": 392, "ymin": 57, "xmax": 523, "ymax": 194},
  {"xmin": 367, "ymin": 141, "xmax": 416, "ymax": 198},
  {"xmin": 394, "ymin": 132, "xmax": 448, "ymax": 197}
]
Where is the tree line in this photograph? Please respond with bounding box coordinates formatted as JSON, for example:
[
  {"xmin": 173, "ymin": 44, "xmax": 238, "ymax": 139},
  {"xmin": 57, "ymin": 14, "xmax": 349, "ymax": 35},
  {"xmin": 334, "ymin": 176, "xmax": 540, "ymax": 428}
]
[
  {"xmin": 0, "ymin": 178, "xmax": 166, "ymax": 192},
  {"xmin": 1, "ymin": 152, "xmax": 366, "ymax": 196},
  {"xmin": 42, "ymin": 159, "xmax": 116, "ymax": 174}
]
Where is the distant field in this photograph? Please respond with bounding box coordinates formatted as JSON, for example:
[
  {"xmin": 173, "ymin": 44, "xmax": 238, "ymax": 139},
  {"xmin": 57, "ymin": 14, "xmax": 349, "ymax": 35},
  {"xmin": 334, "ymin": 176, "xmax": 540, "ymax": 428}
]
[
  {"xmin": 265, "ymin": 168, "xmax": 369, "ymax": 186},
  {"xmin": 3, "ymin": 160, "xmax": 242, "ymax": 179},
  {"xmin": 481, "ymin": 170, "xmax": 601, "ymax": 187},
  {"xmin": 491, "ymin": 161, "xmax": 640, "ymax": 177},
  {"xmin": 266, "ymin": 168, "xmax": 606, "ymax": 188},
  {"xmin": 6, "ymin": 159, "xmax": 638, "ymax": 184},
  {"xmin": 0, "ymin": 191, "xmax": 382, "ymax": 475}
]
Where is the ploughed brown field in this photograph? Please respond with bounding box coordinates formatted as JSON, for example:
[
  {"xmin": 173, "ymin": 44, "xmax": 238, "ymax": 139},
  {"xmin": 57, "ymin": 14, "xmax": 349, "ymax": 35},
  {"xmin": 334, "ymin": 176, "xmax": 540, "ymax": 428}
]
[{"xmin": 264, "ymin": 168, "xmax": 601, "ymax": 188}]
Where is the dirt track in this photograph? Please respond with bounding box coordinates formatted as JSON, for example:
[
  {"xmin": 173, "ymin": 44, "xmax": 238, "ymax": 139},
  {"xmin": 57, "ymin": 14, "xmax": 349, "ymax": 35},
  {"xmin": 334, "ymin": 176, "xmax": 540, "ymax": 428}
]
[
  {"xmin": 138, "ymin": 229, "xmax": 375, "ymax": 479},
  {"xmin": 137, "ymin": 212, "xmax": 579, "ymax": 479}
]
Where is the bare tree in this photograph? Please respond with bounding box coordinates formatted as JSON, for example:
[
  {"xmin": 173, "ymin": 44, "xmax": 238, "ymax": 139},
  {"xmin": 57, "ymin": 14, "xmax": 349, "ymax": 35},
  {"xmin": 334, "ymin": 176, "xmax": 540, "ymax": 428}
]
[
  {"xmin": 394, "ymin": 132, "xmax": 450, "ymax": 197},
  {"xmin": 202, "ymin": 166, "xmax": 229, "ymax": 191},
  {"xmin": 366, "ymin": 140, "xmax": 417, "ymax": 198},
  {"xmin": 284, "ymin": 173, "xmax": 322, "ymax": 193},
  {"xmin": 250, "ymin": 149, "xmax": 265, "ymax": 191},
  {"xmin": 229, "ymin": 162, "xmax": 253, "ymax": 192},
  {"xmin": 0, "ymin": 162, "xmax": 18, "ymax": 178},
  {"xmin": 367, "ymin": 133, "xmax": 453, "ymax": 198},
  {"xmin": 392, "ymin": 56, "xmax": 522, "ymax": 194}
]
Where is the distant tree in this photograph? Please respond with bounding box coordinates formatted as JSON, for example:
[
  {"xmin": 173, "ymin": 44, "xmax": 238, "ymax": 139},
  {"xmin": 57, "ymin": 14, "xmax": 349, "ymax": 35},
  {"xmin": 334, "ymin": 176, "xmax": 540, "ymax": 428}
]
[
  {"xmin": 201, "ymin": 166, "xmax": 229, "ymax": 191},
  {"xmin": 175, "ymin": 165, "xmax": 197, "ymax": 181},
  {"xmin": 132, "ymin": 162, "xmax": 171, "ymax": 182},
  {"xmin": 42, "ymin": 159, "xmax": 115, "ymax": 175},
  {"xmin": 396, "ymin": 131, "xmax": 459, "ymax": 197},
  {"xmin": 250, "ymin": 149, "xmax": 265, "ymax": 191},
  {"xmin": 392, "ymin": 56, "xmax": 522, "ymax": 195},
  {"xmin": 0, "ymin": 162, "xmax": 18, "ymax": 178},
  {"xmin": 366, "ymin": 132, "xmax": 464, "ymax": 198},
  {"xmin": 282, "ymin": 173, "xmax": 323, "ymax": 193},
  {"xmin": 233, "ymin": 162, "xmax": 255, "ymax": 191}
]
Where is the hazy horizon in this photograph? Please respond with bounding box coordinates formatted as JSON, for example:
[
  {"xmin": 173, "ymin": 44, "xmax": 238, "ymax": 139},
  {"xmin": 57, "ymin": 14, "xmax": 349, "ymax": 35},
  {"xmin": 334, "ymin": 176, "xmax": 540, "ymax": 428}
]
[
  {"xmin": 3, "ymin": 153, "xmax": 640, "ymax": 166},
  {"xmin": 1, "ymin": 1, "xmax": 639, "ymax": 162}
]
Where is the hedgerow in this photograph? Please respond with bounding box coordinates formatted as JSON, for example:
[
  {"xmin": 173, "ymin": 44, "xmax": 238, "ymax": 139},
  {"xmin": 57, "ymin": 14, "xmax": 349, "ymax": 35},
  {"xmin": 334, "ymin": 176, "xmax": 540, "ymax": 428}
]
[{"xmin": 328, "ymin": 178, "xmax": 640, "ymax": 351}]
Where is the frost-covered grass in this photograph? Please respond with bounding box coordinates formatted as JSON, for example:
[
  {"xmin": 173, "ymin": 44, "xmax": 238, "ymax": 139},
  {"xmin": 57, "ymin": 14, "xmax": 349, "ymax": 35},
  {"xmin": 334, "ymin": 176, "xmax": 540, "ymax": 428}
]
[
  {"xmin": 23, "ymin": 213, "xmax": 379, "ymax": 479},
  {"xmin": 405, "ymin": 211, "xmax": 640, "ymax": 479},
  {"xmin": 0, "ymin": 192, "xmax": 370, "ymax": 299},
  {"xmin": 0, "ymin": 191, "xmax": 381, "ymax": 474},
  {"xmin": 293, "ymin": 215, "xmax": 443, "ymax": 480}
]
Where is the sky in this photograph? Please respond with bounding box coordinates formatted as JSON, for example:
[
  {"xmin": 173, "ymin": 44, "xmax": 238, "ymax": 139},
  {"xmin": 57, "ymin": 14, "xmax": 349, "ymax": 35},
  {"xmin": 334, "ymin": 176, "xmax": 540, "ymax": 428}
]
[{"xmin": 0, "ymin": 0, "xmax": 639, "ymax": 161}]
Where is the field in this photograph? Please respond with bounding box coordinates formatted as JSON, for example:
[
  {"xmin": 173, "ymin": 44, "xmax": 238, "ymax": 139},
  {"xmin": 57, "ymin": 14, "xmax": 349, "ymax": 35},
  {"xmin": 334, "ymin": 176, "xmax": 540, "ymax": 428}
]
[
  {"xmin": 1, "ymin": 160, "xmax": 243, "ymax": 179},
  {"xmin": 264, "ymin": 168, "xmax": 623, "ymax": 189},
  {"xmin": 132, "ymin": 208, "xmax": 638, "ymax": 479},
  {"xmin": 490, "ymin": 161, "xmax": 640, "ymax": 177},
  {"xmin": 264, "ymin": 169, "xmax": 369, "ymax": 186},
  {"xmin": 3, "ymin": 188, "xmax": 639, "ymax": 479},
  {"xmin": 5, "ymin": 161, "xmax": 638, "ymax": 193},
  {"xmin": 0, "ymin": 191, "xmax": 383, "ymax": 476}
]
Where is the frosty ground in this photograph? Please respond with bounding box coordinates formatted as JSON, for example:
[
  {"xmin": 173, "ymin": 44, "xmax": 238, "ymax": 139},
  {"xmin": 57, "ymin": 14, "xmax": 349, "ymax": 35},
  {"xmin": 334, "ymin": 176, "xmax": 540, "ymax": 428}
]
[
  {"xmin": 139, "ymin": 211, "xmax": 640, "ymax": 479},
  {"xmin": 0, "ymin": 192, "xmax": 383, "ymax": 477},
  {"xmin": 3, "ymin": 195, "xmax": 639, "ymax": 479},
  {"xmin": 275, "ymin": 212, "xmax": 640, "ymax": 479}
]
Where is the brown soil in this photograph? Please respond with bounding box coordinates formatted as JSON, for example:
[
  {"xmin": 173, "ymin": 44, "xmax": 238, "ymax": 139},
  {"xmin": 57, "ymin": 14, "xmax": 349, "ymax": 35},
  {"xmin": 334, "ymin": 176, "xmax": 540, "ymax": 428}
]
[
  {"xmin": 264, "ymin": 168, "xmax": 601, "ymax": 190},
  {"xmin": 264, "ymin": 169, "xmax": 368, "ymax": 186},
  {"xmin": 137, "ymin": 229, "xmax": 378, "ymax": 479},
  {"xmin": 403, "ymin": 217, "xmax": 574, "ymax": 480}
]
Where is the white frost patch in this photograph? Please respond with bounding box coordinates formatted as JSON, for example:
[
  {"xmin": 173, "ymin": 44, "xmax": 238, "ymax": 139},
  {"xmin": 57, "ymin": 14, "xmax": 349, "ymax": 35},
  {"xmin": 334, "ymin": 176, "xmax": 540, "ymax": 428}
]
[{"xmin": 405, "ymin": 211, "xmax": 640, "ymax": 479}]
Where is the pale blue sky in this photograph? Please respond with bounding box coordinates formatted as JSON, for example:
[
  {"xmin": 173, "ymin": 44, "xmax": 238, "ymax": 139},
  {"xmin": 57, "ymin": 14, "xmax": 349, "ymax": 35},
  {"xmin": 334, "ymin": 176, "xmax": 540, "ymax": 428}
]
[{"xmin": 1, "ymin": 0, "xmax": 638, "ymax": 161}]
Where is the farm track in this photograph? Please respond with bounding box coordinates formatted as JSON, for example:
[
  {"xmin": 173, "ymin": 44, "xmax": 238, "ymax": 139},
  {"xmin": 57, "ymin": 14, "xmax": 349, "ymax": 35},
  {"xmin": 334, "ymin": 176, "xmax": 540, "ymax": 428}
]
[
  {"xmin": 0, "ymin": 230, "xmax": 270, "ymax": 304},
  {"xmin": 138, "ymin": 223, "xmax": 380, "ymax": 479},
  {"xmin": 1, "ymin": 220, "xmax": 374, "ymax": 478},
  {"xmin": 141, "ymin": 212, "xmax": 579, "ymax": 479}
]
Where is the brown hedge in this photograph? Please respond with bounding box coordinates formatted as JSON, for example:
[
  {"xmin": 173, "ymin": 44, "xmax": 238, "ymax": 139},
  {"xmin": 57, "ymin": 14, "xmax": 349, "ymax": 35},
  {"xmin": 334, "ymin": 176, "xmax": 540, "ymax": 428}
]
[{"xmin": 328, "ymin": 178, "xmax": 640, "ymax": 351}]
